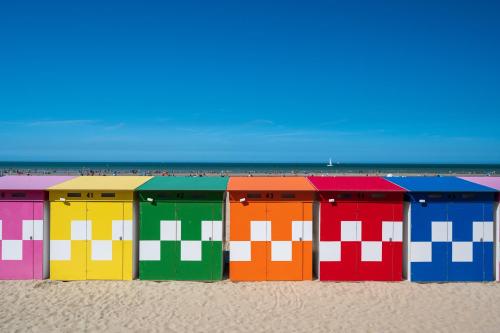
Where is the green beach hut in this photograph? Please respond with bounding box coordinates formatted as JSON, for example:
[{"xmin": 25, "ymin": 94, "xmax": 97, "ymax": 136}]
[{"xmin": 137, "ymin": 176, "xmax": 228, "ymax": 281}]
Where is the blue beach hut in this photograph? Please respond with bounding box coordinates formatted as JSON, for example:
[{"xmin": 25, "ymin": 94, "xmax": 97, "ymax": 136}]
[{"xmin": 385, "ymin": 176, "xmax": 496, "ymax": 282}]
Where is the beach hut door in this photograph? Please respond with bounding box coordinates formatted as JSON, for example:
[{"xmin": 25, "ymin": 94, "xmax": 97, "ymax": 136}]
[
  {"xmin": 86, "ymin": 202, "xmax": 124, "ymax": 280},
  {"xmin": 0, "ymin": 201, "xmax": 36, "ymax": 279}
]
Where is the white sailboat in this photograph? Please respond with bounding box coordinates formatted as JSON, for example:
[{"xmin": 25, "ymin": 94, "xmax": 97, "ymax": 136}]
[{"xmin": 327, "ymin": 158, "xmax": 333, "ymax": 167}]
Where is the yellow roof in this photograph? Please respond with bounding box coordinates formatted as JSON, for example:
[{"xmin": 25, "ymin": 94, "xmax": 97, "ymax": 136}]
[{"xmin": 48, "ymin": 176, "xmax": 152, "ymax": 191}]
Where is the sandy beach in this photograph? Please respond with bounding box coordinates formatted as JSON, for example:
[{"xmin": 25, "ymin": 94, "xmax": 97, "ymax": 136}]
[{"xmin": 1, "ymin": 280, "xmax": 499, "ymax": 332}]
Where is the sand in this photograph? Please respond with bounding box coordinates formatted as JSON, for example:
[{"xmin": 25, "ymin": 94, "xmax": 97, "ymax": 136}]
[{"xmin": 1, "ymin": 280, "xmax": 499, "ymax": 332}]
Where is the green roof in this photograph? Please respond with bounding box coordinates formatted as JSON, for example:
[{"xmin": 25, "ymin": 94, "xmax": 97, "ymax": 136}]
[{"xmin": 137, "ymin": 176, "xmax": 229, "ymax": 191}]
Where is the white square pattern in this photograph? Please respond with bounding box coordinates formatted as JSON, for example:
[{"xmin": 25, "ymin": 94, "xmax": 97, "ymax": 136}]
[
  {"xmin": 271, "ymin": 241, "xmax": 292, "ymax": 261},
  {"xmin": 473, "ymin": 221, "xmax": 493, "ymax": 242},
  {"xmin": 112, "ymin": 220, "xmax": 133, "ymax": 241},
  {"xmin": 91, "ymin": 240, "xmax": 113, "ymax": 261},
  {"xmin": 160, "ymin": 220, "xmax": 181, "ymax": 241},
  {"xmin": 22, "ymin": 220, "xmax": 44, "ymax": 241},
  {"xmin": 2, "ymin": 240, "xmax": 23, "ymax": 260},
  {"xmin": 201, "ymin": 220, "xmax": 223, "ymax": 241},
  {"xmin": 50, "ymin": 240, "xmax": 71, "ymax": 260},
  {"xmin": 341, "ymin": 221, "xmax": 361, "ymax": 241},
  {"xmin": 319, "ymin": 241, "xmax": 341, "ymax": 261},
  {"xmin": 71, "ymin": 220, "xmax": 91, "ymax": 240},
  {"xmin": 139, "ymin": 241, "xmax": 160, "ymax": 261},
  {"xmin": 291, "ymin": 221, "xmax": 312, "ymax": 241},
  {"xmin": 431, "ymin": 221, "xmax": 452, "ymax": 242},
  {"xmin": 410, "ymin": 242, "xmax": 432, "ymax": 262},
  {"xmin": 361, "ymin": 242, "xmax": 382, "ymax": 262},
  {"xmin": 181, "ymin": 241, "xmax": 202, "ymax": 261},
  {"xmin": 452, "ymin": 242, "xmax": 473, "ymax": 262},
  {"xmin": 230, "ymin": 241, "xmax": 251, "ymax": 261},
  {"xmin": 251, "ymin": 221, "xmax": 271, "ymax": 241},
  {"xmin": 411, "ymin": 221, "xmax": 493, "ymax": 263},
  {"xmin": 382, "ymin": 221, "xmax": 403, "ymax": 242}
]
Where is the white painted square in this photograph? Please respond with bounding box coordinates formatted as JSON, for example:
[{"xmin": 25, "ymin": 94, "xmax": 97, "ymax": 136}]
[
  {"xmin": 212, "ymin": 221, "xmax": 222, "ymax": 241},
  {"xmin": 432, "ymin": 221, "xmax": 452, "ymax": 242},
  {"xmin": 483, "ymin": 222, "xmax": 493, "ymax": 242},
  {"xmin": 50, "ymin": 240, "xmax": 71, "ymax": 260},
  {"xmin": 181, "ymin": 241, "xmax": 202, "ymax": 261},
  {"xmin": 319, "ymin": 241, "xmax": 341, "ymax": 261},
  {"xmin": 22, "ymin": 220, "xmax": 33, "ymax": 240},
  {"xmin": 202, "ymin": 220, "xmax": 223, "ymax": 241},
  {"xmin": 91, "ymin": 240, "xmax": 112, "ymax": 261},
  {"xmin": 112, "ymin": 220, "xmax": 123, "ymax": 240},
  {"xmin": 382, "ymin": 221, "xmax": 393, "ymax": 241},
  {"xmin": 271, "ymin": 241, "xmax": 292, "ymax": 261},
  {"xmin": 139, "ymin": 240, "xmax": 161, "ymax": 261},
  {"xmin": 291, "ymin": 221, "xmax": 313, "ymax": 241},
  {"xmin": 0, "ymin": 220, "xmax": 2, "ymax": 240},
  {"xmin": 303, "ymin": 221, "xmax": 312, "ymax": 241},
  {"xmin": 230, "ymin": 241, "xmax": 251, "ymax": 261},
  {"xmin": 251, "ymin": 221, "xmax": 271, "ymax": 241},
  {"xmin": 1, "ymin": 240, "xmax": 23, "ymax": 260},
  {"xmin": 160, "ymin": 220, "xmax": 181, "ymax": 241},
  {"xmin": 292, "ymin": 221, "xmax": 303, "ymax": 241},
  {"xmin": 473, "ymin": 221, "xmax": 493, "ymax": 242},
  {"xmin": 361, "ymin": 241, "xmax": 382, "ymax": 261},
  {"xmin": 33, "ymin": 220, "xmax": 43, "ymax": 240},
  {"xmin": 123, "ymin": 220, "xmax": 133, "ymax": 241},
  {"xmin": 112, "ymin": 220, "xmax": 133, "ymax": 241},
  {"xmin": 392, "ymin": 221, "xmax": 403, "ymax": 242},
  {"xmin": 71, "ymin": 220, "xmax": 91, "ymax": 240},
  {"xmin": 410, "ymin": 242, "xmax": 432, "ymax": 262},
  {"xmin": 452, "ymin": 242, "xmax": 473, "ymax": 262},
  {"xmin": 341, "ymin": 221, "xmax": 361, "ymax": 241},
  {"xmin": 382, "ymin": 221, "xmax": 403, "ymax": 242}
]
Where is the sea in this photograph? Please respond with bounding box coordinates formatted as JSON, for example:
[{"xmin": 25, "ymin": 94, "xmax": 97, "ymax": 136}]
[{"xmin": 0, "ymin": 162, "xmax": 499, "ymax": 176}]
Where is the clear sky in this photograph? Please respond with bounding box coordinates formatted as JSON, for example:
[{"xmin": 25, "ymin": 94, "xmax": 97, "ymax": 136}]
[{"xmin": 1, "ymin": 0, "xmax": 499, "ymax": 163}]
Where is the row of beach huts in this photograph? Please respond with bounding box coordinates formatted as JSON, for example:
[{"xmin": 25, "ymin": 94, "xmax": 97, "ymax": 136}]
[{"xmin": 0, "ymin": 175, "xmax": 499, "ymax": 282}]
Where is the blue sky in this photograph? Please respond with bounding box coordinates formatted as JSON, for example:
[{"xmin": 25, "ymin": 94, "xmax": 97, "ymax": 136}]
[{"xmin": 1, "ymin": 0, "xmax": 499, "ymax": 163}]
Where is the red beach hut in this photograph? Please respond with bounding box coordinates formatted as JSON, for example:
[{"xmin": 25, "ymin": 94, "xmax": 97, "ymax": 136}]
[{"xmin": 308, "ymin": 176, "xmax": 406, "ymax": 281}]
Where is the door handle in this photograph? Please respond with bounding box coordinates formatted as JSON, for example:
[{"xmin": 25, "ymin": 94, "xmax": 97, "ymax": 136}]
[
  {"xmin": 480, "ymin": 238, "xmax": 483, "ymax": 242},
  {"xmin": 120, "ymin": 236, "xmax": 123, "ymax": 241},
  {"xmin": 209, "ymin": 237, "xmax": 212, "ymax": 241},
  {"xmin": 299, "ymin": 237, "xmax": 302, "ymax": 241},
  {"xmin": 389, "ymin": 237, "xmax": 392, "ymax": 242},
  {"xmin": 30, "ymin": 236, "xmax": 33, "ymax": 240}
]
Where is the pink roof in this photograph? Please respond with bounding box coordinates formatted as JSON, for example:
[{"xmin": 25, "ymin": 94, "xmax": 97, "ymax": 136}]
[
  {"xmin": 308, "ymin": 176, "xmax": 406, "ymax": 192},
  {"xmin": 460, "ymin": 177, "xmax": 500, "ymax": 191},
  {"xmin": 0, "ymin": 176, "xmax": 75, "ymax": 190}
]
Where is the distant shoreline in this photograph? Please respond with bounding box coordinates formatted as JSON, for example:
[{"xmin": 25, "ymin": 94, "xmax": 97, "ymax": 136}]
[{"xmin": 0, "ymin": 161, "xmax": 498, "ymax": 177}]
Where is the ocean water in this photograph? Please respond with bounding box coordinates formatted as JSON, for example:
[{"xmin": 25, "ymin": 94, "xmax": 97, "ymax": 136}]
[{"xmin": 0, "ymin": 162, "xmax": 499, "ymax": 176}]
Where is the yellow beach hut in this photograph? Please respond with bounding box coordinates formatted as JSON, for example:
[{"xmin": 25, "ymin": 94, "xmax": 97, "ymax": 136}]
[{"xmin": 48, "ymin": 176, "xmax": 151, "ymax": 280}]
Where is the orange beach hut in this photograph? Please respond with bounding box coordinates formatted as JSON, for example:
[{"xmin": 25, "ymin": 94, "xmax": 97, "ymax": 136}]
[{"xmin": 228, "ymin": 177, "xmax": 315, "ymax": 281}]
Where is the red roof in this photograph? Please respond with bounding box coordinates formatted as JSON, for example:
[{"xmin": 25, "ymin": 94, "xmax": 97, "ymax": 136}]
[{"xmin": 307, "ymin": 176, "xmax": 406, "ymax": 192}]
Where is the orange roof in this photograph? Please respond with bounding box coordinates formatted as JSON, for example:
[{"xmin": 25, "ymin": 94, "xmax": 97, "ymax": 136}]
[{"xmin": 228, "ymin": 177, "xmax": 315, "ymax": 191}]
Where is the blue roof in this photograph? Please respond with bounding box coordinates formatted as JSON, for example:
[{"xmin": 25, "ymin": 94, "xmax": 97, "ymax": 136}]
[{"xmin": 384, "ymin": 176, "xmax": 496, "ymax": 192}]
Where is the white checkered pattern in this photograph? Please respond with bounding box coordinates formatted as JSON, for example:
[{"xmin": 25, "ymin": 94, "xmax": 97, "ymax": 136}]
[
  {"xmin": 230, "ymin": 220, "xmax": 313, "ymax": 262},
  {"xmin": 321, "ymin": 220, "xmax": 403, "ymax": 262},
  {"xmin": 0, "ymin": 220, "xmax": 45, "ymax": 261},
  {"xmin": 139, "ymin": 220, "xmax": 223, "ymax": 262},
  {"xmin": 51, "ymin": 219, "xmax": 131, "ymax": 262},
  {"xmin": 410, "ymin": 221, "xmax": 493, "ymax": 263}
]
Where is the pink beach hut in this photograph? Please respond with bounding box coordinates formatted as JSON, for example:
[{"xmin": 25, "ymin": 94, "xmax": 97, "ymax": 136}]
[
  {"xmin": 461, "ymin": 177, "xmax": 500, "ymax": 281},
  {"xmin": 0, "ymin": 176, "xmax": 74, "ymax": 279}
]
